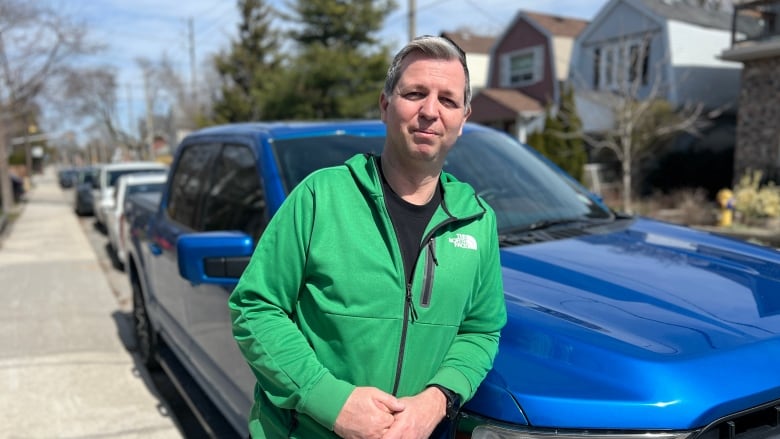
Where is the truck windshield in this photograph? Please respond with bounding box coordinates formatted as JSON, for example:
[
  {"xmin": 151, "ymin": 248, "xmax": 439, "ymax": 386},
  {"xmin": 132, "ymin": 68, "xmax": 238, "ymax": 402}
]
[{"xmin": 273, "ymin": 128, "xmax": 612, "ymax": 234}]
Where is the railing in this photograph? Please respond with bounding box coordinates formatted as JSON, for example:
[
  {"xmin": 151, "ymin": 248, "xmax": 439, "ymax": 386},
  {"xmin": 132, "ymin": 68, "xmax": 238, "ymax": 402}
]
[{"xmin": 731, "ymin": 0, "xmax": 780, "ymax": 45}]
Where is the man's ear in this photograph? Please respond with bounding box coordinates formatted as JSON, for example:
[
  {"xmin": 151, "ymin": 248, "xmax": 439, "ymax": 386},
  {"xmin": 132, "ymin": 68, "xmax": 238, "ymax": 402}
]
[
  {"xmin": 458, "ymin": 107, "xmax": 472, "ymax": 136},
  {"xmin": 379, "ymin": 92, "xmax": 389, "ymax": 122}
]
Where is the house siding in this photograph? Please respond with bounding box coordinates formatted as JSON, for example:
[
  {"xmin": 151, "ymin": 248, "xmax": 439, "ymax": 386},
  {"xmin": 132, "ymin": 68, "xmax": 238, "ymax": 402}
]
[
  {"xmin": 491, "ymin": 23, "xmax": 554, "ymax": 104},
  {"xmin": 571, "ymin": 1, "xmax": 666, "ymax": 99},
  {"xmin": 668, "ymin": 20, "xmax": 741, "ymax": 110},
  {"xmin": 552, "ymin": 36, "xmax": 575, "ymax": 80},
  {"xmin": 469, "ymin": 52, "xmax": 491, "ymax": 92},
  {"xmin": 733, "ymin": 57, "xmax": 780, "ymax": 182}
]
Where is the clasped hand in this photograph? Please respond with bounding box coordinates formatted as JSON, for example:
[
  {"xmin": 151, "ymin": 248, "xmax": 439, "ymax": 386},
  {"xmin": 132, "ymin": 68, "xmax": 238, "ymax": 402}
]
[{"xmin": 333, "ymin": 386, "xmax": 447, "ymax": 439}]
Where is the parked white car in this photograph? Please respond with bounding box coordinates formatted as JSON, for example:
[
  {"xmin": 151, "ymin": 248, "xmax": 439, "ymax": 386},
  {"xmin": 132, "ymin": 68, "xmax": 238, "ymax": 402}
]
[
  {"xmin": 106, "ymin": 172, "xmax": 168, "ymax": 268},
  {"xmin": 93, "ymin": 161, "xmax": 168, "ymax": 229}
]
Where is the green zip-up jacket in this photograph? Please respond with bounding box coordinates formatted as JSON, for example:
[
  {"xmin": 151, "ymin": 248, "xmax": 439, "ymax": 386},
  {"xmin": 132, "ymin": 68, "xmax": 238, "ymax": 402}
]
[{"xmin": 229, "ymin": 153, "xmax": 507, "ymax": 438}]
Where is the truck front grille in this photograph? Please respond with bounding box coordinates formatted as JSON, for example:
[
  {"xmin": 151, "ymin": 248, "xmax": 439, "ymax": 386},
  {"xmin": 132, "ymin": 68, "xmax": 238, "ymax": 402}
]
[{"xmin": 697, "ymin": 402, "xmax": 780, "ymax": 439}]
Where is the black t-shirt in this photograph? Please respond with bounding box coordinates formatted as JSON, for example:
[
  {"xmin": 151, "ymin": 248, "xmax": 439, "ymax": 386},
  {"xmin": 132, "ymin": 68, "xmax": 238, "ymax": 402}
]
[{"xmin": 377, "ymin": 158, "xmax": 442, "ymax": 283}]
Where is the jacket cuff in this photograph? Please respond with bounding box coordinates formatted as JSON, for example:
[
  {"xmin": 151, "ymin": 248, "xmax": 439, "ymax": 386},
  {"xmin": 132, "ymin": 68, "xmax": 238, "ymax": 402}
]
[
  {"xmin": 428, "ymin": 367, "xmax": 473, "ymax": 402},
  {"xmin": 299, "ymin": 373, "xmax": 355, "ymax": 430}
]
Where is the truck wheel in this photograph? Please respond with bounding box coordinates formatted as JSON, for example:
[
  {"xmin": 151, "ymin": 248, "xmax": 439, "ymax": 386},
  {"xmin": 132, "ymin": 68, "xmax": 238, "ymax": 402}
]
[{"xmin": 132, "ymin": 276, "xmax": 160, "ymax": 370}]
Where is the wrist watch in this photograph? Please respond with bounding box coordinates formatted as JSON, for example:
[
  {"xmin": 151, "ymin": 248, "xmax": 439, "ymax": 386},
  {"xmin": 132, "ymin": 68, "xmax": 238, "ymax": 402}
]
[{"xmin": 428, "ymin": 384, "xmax": 461, "ymax": 420}]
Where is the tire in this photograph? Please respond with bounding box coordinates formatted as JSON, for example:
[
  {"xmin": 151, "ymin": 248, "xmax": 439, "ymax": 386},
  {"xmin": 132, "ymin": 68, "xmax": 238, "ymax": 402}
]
[{"xmin": 132, "ymin": 274, "xmax": 160, "ymax": 370}]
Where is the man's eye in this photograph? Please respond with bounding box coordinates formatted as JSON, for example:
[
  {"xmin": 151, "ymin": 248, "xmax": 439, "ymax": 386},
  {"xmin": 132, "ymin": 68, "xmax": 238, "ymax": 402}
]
[
  {"xmin": 440, "ymin": 98, "xmax": 458, "ymax": 108},
  {"xmin": 404, "ymin": 92, "xmax": 424, "ymax": 100}
]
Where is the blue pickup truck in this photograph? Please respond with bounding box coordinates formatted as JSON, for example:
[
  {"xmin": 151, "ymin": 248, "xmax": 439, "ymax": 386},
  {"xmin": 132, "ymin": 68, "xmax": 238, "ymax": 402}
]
[{"xmin": 125, "ymin": 120, "xmax": 780, "ymax": 439}]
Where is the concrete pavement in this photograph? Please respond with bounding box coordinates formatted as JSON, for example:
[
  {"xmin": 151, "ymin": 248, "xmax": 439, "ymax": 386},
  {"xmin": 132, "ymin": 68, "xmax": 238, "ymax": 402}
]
[{"xmin": 0, "ymin": 167, "xmax": 183, "ymax": 438}]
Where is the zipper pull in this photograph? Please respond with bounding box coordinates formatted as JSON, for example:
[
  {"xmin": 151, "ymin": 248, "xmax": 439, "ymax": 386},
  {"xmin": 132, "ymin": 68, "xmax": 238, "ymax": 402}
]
[
  {"xmin": 406, "ymin": 283, "xmax": 418, "ymax": 322},
  {"xmin": 428, "ymin": 238, "xmax": 438, "ymax": 266}
]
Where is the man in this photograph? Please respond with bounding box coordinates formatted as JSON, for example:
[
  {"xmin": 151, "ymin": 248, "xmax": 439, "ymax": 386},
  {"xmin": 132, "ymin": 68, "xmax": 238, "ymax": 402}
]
[{"xmin": 229, "ymin": 35, "xmax": 507, "ymax": 439}]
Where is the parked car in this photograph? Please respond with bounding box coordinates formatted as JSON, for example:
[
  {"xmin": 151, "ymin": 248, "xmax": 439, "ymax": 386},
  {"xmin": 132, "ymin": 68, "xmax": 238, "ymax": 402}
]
[
  {"xmin": 106, "ymin": 173, "xmax": 167, "ymax": 269},
  {"xmin": 73, "ymin": 166, "xmax": 100, "ymax": 216},
  {"xmin": 92, "ymin": 161, "xmax": 168, "ymax": 229},
  {"xmin": 57, "ymin": 167, "xmax": 78, "ymax": 189},
  {"xmin": 126, "ymin": 121, "xmax": 780, "ymax": 438}
]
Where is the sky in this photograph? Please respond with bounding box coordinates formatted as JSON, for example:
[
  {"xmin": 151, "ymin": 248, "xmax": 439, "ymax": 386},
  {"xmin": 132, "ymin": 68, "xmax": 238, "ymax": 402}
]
[{"xmin": 55, "ymin": 0, "xmax": 610, "ymax": 139}]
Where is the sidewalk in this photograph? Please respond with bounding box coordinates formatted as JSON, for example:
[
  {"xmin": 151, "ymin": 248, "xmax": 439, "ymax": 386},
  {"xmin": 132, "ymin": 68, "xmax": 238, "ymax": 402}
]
[{"xmin": 0, "ymin": 167, "xmax": 183, "ymax": 438}]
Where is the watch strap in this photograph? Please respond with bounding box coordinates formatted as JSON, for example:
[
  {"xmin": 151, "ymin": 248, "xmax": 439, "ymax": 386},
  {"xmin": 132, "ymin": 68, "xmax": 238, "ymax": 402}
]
[{"xmin": 428, "ymin": 384, "xmax": 461, "ymax": 420}]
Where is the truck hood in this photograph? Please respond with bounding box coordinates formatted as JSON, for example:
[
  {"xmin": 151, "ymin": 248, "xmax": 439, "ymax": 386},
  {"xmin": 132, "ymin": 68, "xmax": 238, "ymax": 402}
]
[{"xmin": 472, "ymin": 218, "xmax": 780, "ymax": 430}]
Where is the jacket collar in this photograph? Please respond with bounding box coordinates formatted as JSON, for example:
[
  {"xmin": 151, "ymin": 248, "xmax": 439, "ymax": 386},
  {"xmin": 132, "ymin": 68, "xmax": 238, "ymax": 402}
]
[{"xmin": 345, "ymin": 153, "xmax": 487, "ymax": 221}]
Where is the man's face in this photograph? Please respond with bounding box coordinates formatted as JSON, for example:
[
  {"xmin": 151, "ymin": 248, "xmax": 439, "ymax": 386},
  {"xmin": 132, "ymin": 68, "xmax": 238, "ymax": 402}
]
[{"xmin": 380, "ymin": 52, "xmax": 471, "ymax": 165}]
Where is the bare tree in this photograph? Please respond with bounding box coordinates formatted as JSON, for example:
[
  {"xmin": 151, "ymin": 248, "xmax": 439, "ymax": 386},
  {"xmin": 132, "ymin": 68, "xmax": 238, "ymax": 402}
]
[
  {"xmin": 580, "ymin": 98, "xmax": 703, "ymax": 214},
  {"xmin": 155, "ymin": 54, "xmax": 200, "ymax": 129},
  {"xmin": 136, "ymin": 54, "xmax": 202, "ymax": 160},
  {"xmin": 569, "ymin": 36, "xmax": 706, "ymax": 213},
  {"xmin": 60, "ymin": 67, "xmax": 125, "ymax": 160},
  {"xmin": 0, "ymin": 0, "xmax": 96, "ymax": 212}
]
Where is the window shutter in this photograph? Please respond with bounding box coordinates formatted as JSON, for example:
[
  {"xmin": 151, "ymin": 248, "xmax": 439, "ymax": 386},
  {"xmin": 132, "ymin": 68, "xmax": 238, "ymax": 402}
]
[
  {"xmin": 533, "ymin": 46, "xmax": 545, "ymax": 83},
  {"xmin": 500, "ymin": 55, "xmax": 509, "ymax": 87}
]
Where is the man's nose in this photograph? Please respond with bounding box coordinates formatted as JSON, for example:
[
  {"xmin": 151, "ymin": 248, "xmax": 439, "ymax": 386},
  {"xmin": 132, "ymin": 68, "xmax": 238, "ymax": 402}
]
[{"xmin": 419, "ymin": 95, "xmax": 439, "ymax": 119}]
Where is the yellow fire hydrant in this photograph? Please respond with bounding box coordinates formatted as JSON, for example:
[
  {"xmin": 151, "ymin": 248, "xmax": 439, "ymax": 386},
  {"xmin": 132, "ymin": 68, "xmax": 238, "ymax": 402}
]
[{"xmin": 716, "ymin": 188, "xmax": 734, "ymax": 227}]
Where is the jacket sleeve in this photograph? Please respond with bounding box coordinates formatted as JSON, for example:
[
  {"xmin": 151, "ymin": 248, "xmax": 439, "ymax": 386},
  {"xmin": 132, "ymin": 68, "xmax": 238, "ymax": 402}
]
[
  {"xmin": 228, "ymin": 180, "xmax": 355, "ymax": 430},
  {"xmin": 428, "ymin": 206, "xmax": 507, "ymax": 403}
]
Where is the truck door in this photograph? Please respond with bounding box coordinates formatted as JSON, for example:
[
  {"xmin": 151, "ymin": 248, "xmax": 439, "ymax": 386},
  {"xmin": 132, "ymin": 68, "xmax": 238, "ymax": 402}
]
[
  {"xmin": 185, "ymin": 142, "xmax": 267, "ymax": 424},
  {"xmin": 149, "ymin": 142, "xmax": 220, "ymax": 356}
]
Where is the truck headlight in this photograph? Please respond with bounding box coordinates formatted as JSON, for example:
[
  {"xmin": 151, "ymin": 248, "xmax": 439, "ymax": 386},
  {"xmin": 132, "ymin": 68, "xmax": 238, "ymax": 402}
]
[
  {"xmin": 458, "ymin": 414, "xmax": 696, "ymax": 439},
  {"xmin": 472, "ymin": 427, "xmax": 694, "ymax": 439}
]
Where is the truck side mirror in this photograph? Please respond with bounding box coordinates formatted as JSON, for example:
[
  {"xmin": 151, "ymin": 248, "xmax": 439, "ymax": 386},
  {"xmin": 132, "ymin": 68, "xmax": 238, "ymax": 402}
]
[{"xmin": 177, "ymin": 232, "xmax": 254, "ymax": 286}]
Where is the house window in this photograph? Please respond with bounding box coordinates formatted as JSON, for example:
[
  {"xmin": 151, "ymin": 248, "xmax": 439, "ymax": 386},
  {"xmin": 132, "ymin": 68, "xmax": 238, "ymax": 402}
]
[
  {"xmin": 501, "ymin": 46, "xmax": 544, "ymax": 87},
  {"xmin": 595, "ymin": 38, "xmax": 651, "ymax": 90},
  {"xmin": 604, "ymin": 46, "xmax": 614, "ymax": 87}
]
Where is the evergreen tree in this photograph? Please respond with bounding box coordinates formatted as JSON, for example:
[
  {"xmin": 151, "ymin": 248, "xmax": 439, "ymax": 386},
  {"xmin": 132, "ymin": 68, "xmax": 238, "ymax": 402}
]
[
  {"xmin": 266, "ymin": 0, "xmax": 396, "ymax": 119},
  {"xmin": 559, "ymin": 85, "xmax": 586, "ymax": 182},
  {"xmin": 527, "ymin": 87, "xmax": 587, "ymax": 182},
  {"xmin": 526, "ymin": 128, "xmax": 546, "ymax": 156},
  {"xmin": 212, "ymin": 0, "xmax": 282, "ymax": 123}
]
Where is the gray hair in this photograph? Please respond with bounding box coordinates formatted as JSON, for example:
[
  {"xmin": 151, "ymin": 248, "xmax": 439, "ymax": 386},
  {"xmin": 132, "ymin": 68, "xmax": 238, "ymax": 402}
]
[{"xmin": 383, "ymin": 35, "xmax": 471, "ymax": 111}]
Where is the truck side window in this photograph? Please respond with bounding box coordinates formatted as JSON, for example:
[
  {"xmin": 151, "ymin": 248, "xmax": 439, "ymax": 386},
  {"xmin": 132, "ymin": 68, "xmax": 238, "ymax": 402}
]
[
  {"xmin": 167, "ymin": 143, "xmax": 220, "ymax": 229},
  {"xmin": 200, "ymin": 144, "xmax": 267, "ymax": 240}
]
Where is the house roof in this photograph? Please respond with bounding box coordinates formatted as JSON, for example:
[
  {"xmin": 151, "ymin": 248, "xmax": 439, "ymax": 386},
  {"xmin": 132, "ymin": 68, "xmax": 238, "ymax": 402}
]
[
  {"xmin": 471, "ymin": 88, "xmax": 544, "ymax": 119},
  {"xmin": 637, "ymin": 0, "xmax": 733, "ymax": 31},
  {"xmin": 523, "ymin": 11, "xmax": 590, "ymax": 38},
  {"xmin": 440, "ymin": 31, "xmax": 495, "ymax": 54}
]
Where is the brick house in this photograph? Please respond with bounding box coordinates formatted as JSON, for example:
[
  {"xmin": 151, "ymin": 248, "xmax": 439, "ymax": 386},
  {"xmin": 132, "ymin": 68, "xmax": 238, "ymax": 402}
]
[{"xmin": 721, "ymin": 0, "xmax": 780, "ymax": 183}]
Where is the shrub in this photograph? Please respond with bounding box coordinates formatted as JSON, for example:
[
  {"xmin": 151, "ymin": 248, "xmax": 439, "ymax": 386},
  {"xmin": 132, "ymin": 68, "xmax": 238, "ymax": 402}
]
[{"xmin": 732, "ymin": 170, "xmax": 780, "ymax": 222}]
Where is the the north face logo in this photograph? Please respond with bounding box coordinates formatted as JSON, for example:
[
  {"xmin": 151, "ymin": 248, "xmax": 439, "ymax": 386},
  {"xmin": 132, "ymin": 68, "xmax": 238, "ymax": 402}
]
[{"xmin": 449, "ymin": 234, "xmax": 477, "ymax": 250}]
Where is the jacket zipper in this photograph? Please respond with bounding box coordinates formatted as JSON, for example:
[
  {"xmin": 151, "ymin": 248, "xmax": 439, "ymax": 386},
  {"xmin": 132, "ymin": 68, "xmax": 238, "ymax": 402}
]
[
  {"xmin": 420, "ymin": 238, "xmax": 438, "ymax": 307},
  {"xmin": 392, "ymin": 282, "xmax": 416, "ymax": 395},
  {"xmin": 391, "ymin": 222, "xmax": 452, "ymax": 395}
]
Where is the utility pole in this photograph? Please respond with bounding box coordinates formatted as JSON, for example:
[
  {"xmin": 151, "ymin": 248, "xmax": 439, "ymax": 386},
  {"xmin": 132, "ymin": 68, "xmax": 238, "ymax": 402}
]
[
  {"xmin": 126, "ymin": 83, "xmax": 134, "ymax": 138},
  {"xmin": 189, "ymin": 17, "xmax": 197, "ymax": 105},
  {"xmin": 408, "ymin": 0, "xmax": 416, "ymax": 42},
  {"xmin": 0, "ymin": 112, "xmax": 11, "ymax": 214},
  {"xmin": 143, "ymin": 70, "xmax": 155, "ymax": 161},
  {"xmin": 24, "ymin": 119, "xmax": 36, "ymax": 187}
]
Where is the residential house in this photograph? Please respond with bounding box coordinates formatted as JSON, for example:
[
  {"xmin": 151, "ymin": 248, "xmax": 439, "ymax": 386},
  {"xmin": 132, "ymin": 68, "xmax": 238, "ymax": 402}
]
[
  {"xmin": 569, "ymin": 0, "xmax": 742, "ymax": 196},
  {"xmin": 467, "ymin": 11, "xmax": 589, "ymax": 142},
  {"xmin": 440, "ymin": 30, "xmax": 495, "ymax": 94},
  {"xmin": 721, "ymin": 0, "xmax": 780, "ymax": 183}
]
